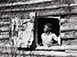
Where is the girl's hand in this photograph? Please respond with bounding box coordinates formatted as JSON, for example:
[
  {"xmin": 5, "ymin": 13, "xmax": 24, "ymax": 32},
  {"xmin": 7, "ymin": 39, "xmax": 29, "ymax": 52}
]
[{"xmin": 47, "ymin": 41, "xmax": 53, "ymax": 47}]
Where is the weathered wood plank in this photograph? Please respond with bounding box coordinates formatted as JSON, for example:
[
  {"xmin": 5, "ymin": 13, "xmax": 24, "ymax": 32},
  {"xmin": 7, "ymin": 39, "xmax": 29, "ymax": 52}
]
[
  {"xmin": 0, "ymin": 47, "xmax": 77, "ymax": 57},
  {"xmin": 0, "ymin": 45, "xmax": 77, "ymax": 57},
  {"xmin": 61, "ymin": 28, "xmax": 77, "ymax": 31},
  {"xmin": 61, "ymin": 36, "xmax": 77, "ymax": 39},
  {"xmin": 0, "ymin": 0, "xmax": 76, "ymax": 8},
  {"xmin": 0, "ymin": 0, "xmax": 54, "ymax": 7},
  {"xmin": 0, "ymin": 4, "xmax": 67, "ymax": 12},
  {"xmin": 1, "ymin": 45, "xmax": 77, "ymax": 51},
  {"xmin": 0, "ymin": 32, "xmax": 9, "ymax": 35},
  {"xmin": 0, "ymin": 4, "xmax": 77, "ymax": 16},
  {"xmin": 0, "ymin": 27, "xmax": 10, "ymax": 31},
  {"xmin": 0, "ymin": 37, "xmax": 9, "ymax": 40},
  {"xmin": 1, "ymin": 4, "xmax": 77, "ymax": 17},
  {"xmin": 0, "ymin": 21, "xmax": 10, "ymax": 25},
  {"xmin": 0, "ymin": 3, "xmax": 77, "ymax": 12},
  {"xmin": 65, "ymin": 49, "xmax": 77, "ymax": 53},
  {"xmin": 0, "ymin": 35, "xmax": 9, "ymax": 38}
]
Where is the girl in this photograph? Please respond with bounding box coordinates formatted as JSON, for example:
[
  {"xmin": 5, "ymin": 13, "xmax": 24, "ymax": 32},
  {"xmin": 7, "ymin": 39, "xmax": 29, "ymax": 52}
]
[
  {"xmin": 36, "ymin": 23, "xmax": 58, "ymax": 49},
  {"xmin": 41, "ymin": 23, "xmax": 58, "ymax": 47}
]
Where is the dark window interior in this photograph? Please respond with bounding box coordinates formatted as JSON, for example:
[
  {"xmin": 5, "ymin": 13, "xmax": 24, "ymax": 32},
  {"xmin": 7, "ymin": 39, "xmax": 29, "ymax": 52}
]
[{"xmin": 37, "ymin": 17, "xmax": 60, "ymax": 44}]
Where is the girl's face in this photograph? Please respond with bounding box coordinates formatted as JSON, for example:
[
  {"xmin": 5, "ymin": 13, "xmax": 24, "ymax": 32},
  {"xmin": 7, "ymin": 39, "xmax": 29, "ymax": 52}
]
[
  {"xmin": 44, "ymin": 25, "xmax": 48, "ymax": 32},
  {"xmin": 44, "ymin": 25, "xmax": 51, "ymax": 33}
]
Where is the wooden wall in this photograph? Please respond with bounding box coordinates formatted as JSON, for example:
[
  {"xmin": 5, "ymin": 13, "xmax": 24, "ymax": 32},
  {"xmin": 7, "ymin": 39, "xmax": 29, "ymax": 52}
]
[{"xmin": 0, "ymin": 0, "xmax": 77, "ymax": 45}]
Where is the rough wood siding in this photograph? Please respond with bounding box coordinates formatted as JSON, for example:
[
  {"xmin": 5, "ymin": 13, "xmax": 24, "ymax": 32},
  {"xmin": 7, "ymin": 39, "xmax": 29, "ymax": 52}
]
[
  {"xmin": 0, "ymin": 0, "xmax": 77, "ymax": 45},
  {"xmin": 61, "ymin": 16, "xmax": 77, "ymax": 45},
  {"xmin": 0, "ymin": 16, "xmax": 10, "ymax": 44}
]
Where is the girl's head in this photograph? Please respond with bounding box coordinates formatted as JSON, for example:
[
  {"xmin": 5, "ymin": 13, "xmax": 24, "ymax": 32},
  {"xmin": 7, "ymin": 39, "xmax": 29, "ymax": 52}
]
[{"xmin": 44, "ymin": 23, "xmax": 52, "ymax": 33}]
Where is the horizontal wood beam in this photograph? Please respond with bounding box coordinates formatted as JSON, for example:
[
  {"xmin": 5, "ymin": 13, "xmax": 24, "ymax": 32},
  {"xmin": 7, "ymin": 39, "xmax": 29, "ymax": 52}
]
[
  {"xmin": 0, "ymin": 45, "xmax": 77, "ymax": 57},
  {"xmin": 61, "ymin": 36, "xmax": 77, "ymax": 39},
  {"xmin": 0, "ymin": 10, "xmax": 77, "ymax": 18},
  {"xmin": 0, "ymin": 4, "xmax": 77, "ymax": 13},
  {"xmin": 0, "ymin": 4, "xmax": 67, "ymax": 12},
  {"xmin": 0, "ymin": 22, "xmax": 10, "ymax": 25},
  {"xmin": 61, "ymin": 28, "xmax": 77, "ymax": 31},
  {"xmin": 0, "ymin": 45, "xmax": 77, "ymax": 51},
  {"xmin": 0, "ymin": 38, "xmax": 9, "ymax": 40},
  {"xmin": 0, "ymin": 51, "xmax": 72, "ymax": 57},
  {"xmin": 0, "ymin": 4, "xmax": 77, "ymax": 18},
  {"xmin": 0, "ymin": 0, "xmax": 54, "ymax": 7},
  {"xmin": 0, "ymin": 35, "xmax": 9, "ymax": 38}
]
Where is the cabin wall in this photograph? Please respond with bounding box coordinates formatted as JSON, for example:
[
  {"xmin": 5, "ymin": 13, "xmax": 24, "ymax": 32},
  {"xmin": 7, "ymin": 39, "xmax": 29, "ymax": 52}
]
[
  {"xmin": 0, "ymin": 0, "xmax": 77, "ymax": 45},
  {"xmin": 61, "ymin": 15, "xmax": 77, "ymax": 45}
]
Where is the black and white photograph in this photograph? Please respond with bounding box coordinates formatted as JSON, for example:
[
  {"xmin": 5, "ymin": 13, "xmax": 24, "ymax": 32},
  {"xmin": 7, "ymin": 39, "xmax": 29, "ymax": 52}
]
[{"xmin": 0, "ymin": 0, "xmax": 77, "ymax": 57}]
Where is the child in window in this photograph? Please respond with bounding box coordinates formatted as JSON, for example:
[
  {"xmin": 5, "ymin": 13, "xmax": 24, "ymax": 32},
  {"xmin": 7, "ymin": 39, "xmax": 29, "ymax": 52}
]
[
  {"xmin": 36, "ymin": 23, "xmax": 59, "ymax": 50},
  {"xmin": 41, "ymin": 23, "xmax": 58, "ymax": 47}
]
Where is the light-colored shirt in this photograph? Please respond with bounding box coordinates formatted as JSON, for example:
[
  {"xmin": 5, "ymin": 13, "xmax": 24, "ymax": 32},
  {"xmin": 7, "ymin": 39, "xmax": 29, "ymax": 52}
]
[{"xmin": 41, "ymin": 32, "xmax": 58, "ymax": 47}]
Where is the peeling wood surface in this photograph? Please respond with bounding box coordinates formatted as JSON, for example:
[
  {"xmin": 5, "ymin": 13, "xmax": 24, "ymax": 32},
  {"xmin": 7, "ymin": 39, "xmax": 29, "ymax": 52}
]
[
  {"xmin": 0, "ymin": 0, "xmax": 54, "ymax": 7},
  {"xmin": 0, "ymin": 45, "xmax": 77, "ymax": 50},
  {"xmin": 0, "ymin": 3, "xmax": 76, "ymax": 11},
  {"xmin": 0, "ymin": 45, "xmax": 77, "ymax": 57}
]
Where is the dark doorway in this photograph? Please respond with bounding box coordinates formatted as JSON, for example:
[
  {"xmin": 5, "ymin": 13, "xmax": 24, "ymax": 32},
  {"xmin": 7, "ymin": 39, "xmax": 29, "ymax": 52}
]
[{"xmin": 37, "ymin": 17, "xmax": 60, "ymax": 44}]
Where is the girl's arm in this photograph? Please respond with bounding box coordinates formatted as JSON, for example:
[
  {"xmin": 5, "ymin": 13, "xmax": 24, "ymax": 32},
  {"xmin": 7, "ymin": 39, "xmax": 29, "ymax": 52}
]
[
  {"xmin": 52, "ymin": 34, "xmax": 58, "ymax": 41},
  {"xmin": 53, "ymin": 34, "xmax": 61, "ymax": 45}
]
